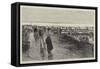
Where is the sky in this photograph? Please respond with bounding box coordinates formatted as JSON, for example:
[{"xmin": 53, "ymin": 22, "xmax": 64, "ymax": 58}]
[{"xmin": 20, "ymin": 5, "xmax": 95, "ymax": 26}]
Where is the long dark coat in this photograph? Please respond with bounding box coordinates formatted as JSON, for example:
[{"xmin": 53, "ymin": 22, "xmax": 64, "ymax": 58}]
[{"xmin": 46, "ymin": 36, "xmax": 53, "ymax": 52}]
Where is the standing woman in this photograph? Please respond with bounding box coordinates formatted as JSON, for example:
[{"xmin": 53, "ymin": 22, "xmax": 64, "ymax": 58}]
[
  {"xmin": 29, "ymin": 28, "xmax": 42, "ymax": 60},
  {"xmin": 23, "ymin": 28, "xmax": 32, "ymax": 58},
  {"xmin": 39, "ymin": 29, "xmax": 47, "ymax": 60}
]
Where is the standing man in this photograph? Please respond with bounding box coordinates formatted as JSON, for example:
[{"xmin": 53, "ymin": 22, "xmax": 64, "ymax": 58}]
[{"xmin": 46, "ymin": 28, "xmax": 53, "ymax": 60}]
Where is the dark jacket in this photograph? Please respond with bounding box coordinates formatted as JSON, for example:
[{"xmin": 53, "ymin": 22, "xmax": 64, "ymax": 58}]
[{"xmin": 46, "ymin": 36, "xmax": 53, "ymax": 51}]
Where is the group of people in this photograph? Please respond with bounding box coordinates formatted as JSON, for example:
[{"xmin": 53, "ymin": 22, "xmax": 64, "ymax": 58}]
[{"xmin": 26, "ymin": 27, "xmax": 53, "ymax": 60}]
